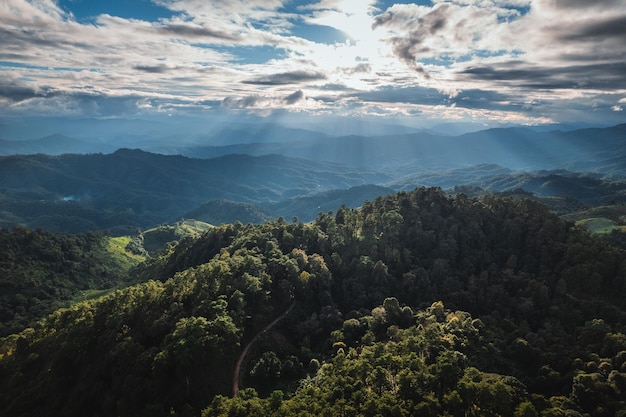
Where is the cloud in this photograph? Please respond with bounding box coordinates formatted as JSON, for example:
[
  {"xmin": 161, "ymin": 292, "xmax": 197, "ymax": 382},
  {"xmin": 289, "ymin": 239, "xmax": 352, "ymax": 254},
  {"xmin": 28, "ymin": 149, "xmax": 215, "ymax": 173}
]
[
  {"xmin": 133, "ymin": 64, "xmax": 170, "ymax": 74},
  {"xmin": 0, "ymin": 82, "xmax": 54, "ymax": 102},
  {"xmin": 461, "ymin": 62, "xmax": 626, "ymax": 90},
  {"xmin": 155, "ymin": 23, "xmax": 242, "ymax": 41},
  {"xmin": 243, "ymin": 70, "xmax": 327, "ymax": 85},
  {"xmin": 537, "ymin": 0, "xmax": 620, "ymax": 10},
  {"xmin": 284, "ymin": 90, "xmax": 305, "ymax": 104},
  {"xmin": 152, "ymin": 0, "xmax": 290, "ymax": 34},
  {"xmin": 340, "ymin": 63, "xmax": 372, "ymax": 75},
  {"xmin": 353, "ymin": 85, "xmax": 445, "ymax": 106},
  {"xmin": 372, "ymin": 3, "xmax": 503, "ymax": 76},
  {"xmin": 222, "ymin": 95, "xmax": 272, "ymax": 109},
  {"xmin": 372, "ymin": 4, "xmax": 444, "ymax": 73},
  {"xmin": 221, "ymin": 90, "xmax": 311, "ymax": 111},
  {"xmin": 558, "ymin": 16, "xmax": 626, "ymax": 41},
  {"xmin": 351, "ymin": 85, "xmax": 520, "ymax": 113},
  {"xmin": 1, "ymin": 0, "xmax": 625, "ymax": 126}
]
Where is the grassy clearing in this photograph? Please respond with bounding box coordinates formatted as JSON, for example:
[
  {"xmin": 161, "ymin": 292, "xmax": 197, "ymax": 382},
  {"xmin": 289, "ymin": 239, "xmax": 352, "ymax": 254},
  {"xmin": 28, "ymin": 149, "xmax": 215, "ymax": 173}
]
[
  {"xmin": 178, "ymin": 219, "xmax": 213, "ymax": 233},
  {"xmin": 107, "ymin": 236, "xmax": 146, "ymax": 264},
  {"xmin": 576, "ymin": 217, "xmax": 619, "ymax": 234},
  {"xmin": 141, "ymin": 220, "xmax": 213, "ymax": 254},
  {"xmin": 564, "ymin": 204, "xmax": 626, "ymax": 222}
]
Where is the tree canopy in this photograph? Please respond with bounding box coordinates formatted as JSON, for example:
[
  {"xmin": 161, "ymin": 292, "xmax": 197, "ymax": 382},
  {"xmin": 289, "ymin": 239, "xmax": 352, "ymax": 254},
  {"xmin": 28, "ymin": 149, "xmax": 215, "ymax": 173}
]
[{"xmin": 1, "ymin": 187, "xmax": 625, "ymax": 417}]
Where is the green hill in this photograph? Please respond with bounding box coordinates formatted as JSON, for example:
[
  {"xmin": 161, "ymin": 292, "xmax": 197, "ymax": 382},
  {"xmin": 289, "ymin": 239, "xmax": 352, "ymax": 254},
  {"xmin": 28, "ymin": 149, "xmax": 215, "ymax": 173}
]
[
  {"xmin": 0, "ymin": 227, "xmax": 145, "ymax": 337},
  {"xmin": 182, "ymin": 199, "xmax": 271, "ymax": 226},
  {"xmin": 562, "ymin": 204, "xmax": 626, "ymax": 234},
  {"xmin": 140, "ymin": 220, "xmax": 214, "ymax": 255},
  {"xmin": 1, "ymin": 188, "xmax": 625, "ymax": 417}
]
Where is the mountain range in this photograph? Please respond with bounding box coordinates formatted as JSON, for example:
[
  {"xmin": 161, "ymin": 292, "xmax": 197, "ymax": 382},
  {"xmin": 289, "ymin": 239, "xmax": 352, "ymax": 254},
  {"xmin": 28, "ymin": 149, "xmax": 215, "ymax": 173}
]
[
  {"xmin": 1, "ymin": 120, "xmax": 626, "ymax": 417},
  {"xmin": 0, "ymin": 123, "xmax": 625, "ymax": 234},
  {"xmin": 2, "ymin": 121, "xmax": 625, "ymax": 175}
]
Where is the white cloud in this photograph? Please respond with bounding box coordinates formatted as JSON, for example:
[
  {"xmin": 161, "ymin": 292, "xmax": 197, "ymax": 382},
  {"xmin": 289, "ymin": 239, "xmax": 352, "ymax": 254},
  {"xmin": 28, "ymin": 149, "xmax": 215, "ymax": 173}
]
[{"xmin": 0, "ymin": 0, "xmax": 624, "ymax": 125}]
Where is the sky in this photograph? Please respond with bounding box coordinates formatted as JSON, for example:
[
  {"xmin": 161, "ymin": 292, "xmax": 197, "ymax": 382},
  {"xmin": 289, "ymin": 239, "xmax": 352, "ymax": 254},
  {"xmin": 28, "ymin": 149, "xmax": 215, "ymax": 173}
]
[{"xmin": 1, "ymin": 0, "xmax": 626, "ymax": 129}]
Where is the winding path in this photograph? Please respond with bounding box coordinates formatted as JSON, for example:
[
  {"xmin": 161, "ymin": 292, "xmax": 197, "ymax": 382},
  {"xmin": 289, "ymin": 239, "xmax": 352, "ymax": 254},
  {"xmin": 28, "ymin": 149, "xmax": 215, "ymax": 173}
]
[{"xmin": 232, "ymin": 302, "xmax": 296, "ymax": 396}]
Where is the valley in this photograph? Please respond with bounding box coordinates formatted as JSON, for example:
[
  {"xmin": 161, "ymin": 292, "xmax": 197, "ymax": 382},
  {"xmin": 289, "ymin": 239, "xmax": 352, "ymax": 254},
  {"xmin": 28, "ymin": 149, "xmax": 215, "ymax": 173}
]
[
  {"xmin": 1, "ymin": 123, "xmax": 626, "ymax": 417},
  {"xmin": 3, "ymin": 0, "xmax": 625, "ymax": 415}
]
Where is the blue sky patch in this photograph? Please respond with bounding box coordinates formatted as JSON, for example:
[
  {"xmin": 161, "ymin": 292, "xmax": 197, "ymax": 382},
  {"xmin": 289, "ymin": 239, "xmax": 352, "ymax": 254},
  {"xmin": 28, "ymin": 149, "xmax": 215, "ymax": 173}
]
[
  {"xmin": 58, "ymin": 0, "xmax": 175, "ymax": 23},
  {"xmin": 0, "ymin": 61, "xmax": 89, "ymax": 72},
  {"xmin": 289, "ymin": 23, "xmax": 353, "ymax": 45},
  {"xmin": 208, "ymin": 45, "xmax": 286, "ymax": 65}
]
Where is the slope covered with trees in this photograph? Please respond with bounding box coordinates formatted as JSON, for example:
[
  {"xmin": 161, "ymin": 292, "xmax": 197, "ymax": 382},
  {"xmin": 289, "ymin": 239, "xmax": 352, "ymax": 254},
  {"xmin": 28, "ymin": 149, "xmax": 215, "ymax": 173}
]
[
  {"xmin": 0, "ymin": 227, "xmax": 144, "ymax": 337},
  {"xmin": 1, "ymin": 188, "xmax": 625, "ymax": 417},
  {"xmin": 0, "ymin": 149, "xmax": 388, "ymax": 233}
]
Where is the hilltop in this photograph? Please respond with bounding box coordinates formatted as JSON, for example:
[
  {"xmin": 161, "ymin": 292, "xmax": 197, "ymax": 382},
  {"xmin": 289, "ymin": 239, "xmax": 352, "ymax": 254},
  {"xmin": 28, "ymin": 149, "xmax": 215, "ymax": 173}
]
[{"xmin": 1, "ymin": 188, "xmax": 625, "ymax": 417}]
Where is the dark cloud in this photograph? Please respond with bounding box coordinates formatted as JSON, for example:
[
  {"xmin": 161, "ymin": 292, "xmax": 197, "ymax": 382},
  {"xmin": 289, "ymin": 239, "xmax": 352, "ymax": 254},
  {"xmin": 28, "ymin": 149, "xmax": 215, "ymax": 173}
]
[
  {"xmin": 133, "ymin": 65, "xmax": 170, "ymax": 73},
  {"xmin": 316, "ymin": 83, "xmax": 357, "ymax": 92},
  {"xmin": 0, "ymin": 27, "xmax": 60, "ymax": 49},
  {"xmin": 243, "ymin": 70, "xmax": 327, "ymax": 85},
  {"xmin": 284, "ymin": 90, "xmax": 304, "ymax": 104},
  {"xmin": 221, "ymin": 95, "xmax": 268, "ymax": 109},
  {"xmin": 155, "ymin": 24, "xmax": 241, "ymax": 41},
  {"xmin": 560, "ymin": 15, "xmax": 626, "ymax": 41},
  {"xmin": 0, "ymin": 53, "xmax": 30, "ymax": 61},
  {"xmin": 451, "ymin": 89, "xmax": 523, "ymax": 112},
  {"xmin": 352, "ymin": 86, "xmax": 446, "ymax": 106},
  {"xmin": 544, "ymin": 0, "xmax": 621, "ymax": 9},
  {"xmin": 0, "ymin": 84, "xmax": 166, "ymax": 116},
  {"xmin": 0, "ymin": 26, "xmax": 92, "ymax": 51},
  {"xmin": 463, "ymin": 65, "xmax": 544, "ymax": 81},
  {"xmin": 221, "ymin": 90, "xmax": 306, "ymax": 108},
  {"xmin": 350, "ymin": 85, "xmax": 537, "ymax": 113},
  {"xmin": 0, "ymin": 82, "xmax": 57, "ymax": 102},
  {"xmin": 373, "ymin": 5, "xmax": 452, "ymax": 76},
  {"xmin": 462, "ymin": 62, "xmax": 626, "ymax": 90}
]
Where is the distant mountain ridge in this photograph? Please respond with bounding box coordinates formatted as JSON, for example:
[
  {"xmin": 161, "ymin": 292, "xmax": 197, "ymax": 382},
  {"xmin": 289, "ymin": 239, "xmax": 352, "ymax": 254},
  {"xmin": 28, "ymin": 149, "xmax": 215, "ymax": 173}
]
[
  {"xmin": 2, "ymin": 123, "xmax": 625, "ymax": 177},
  {"xmin": 182, "ymin": 199, "xmax": 272, "ymax": 225},
  {"xmin": 1, "ymin": 123, "xmax": 625, "ymax": 234},
  {"xmin": 0, "ymin": 134, "xmax": 112, "ymax": 155},
  {"xmin": 0, "ymin": 149, "xmax": 390, "ymax": 233},
  {"xmin": 175, "ymin": 123, "xmax": 626, "ymax": 175},
  {"xmin": 265, "ymin": 184, "xmax": 395, "ymax": 221}
]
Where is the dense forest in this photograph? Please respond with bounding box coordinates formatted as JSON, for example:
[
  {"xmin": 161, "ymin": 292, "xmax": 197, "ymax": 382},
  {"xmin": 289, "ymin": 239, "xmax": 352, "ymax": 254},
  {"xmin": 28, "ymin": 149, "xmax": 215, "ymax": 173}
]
[
  {"xmin": 0, "ymin": 227, "xmax": 143, "ymax": 337},
  {"xmin": 1, "ymin": 188, "xmax": 625, "ymax": 417}
]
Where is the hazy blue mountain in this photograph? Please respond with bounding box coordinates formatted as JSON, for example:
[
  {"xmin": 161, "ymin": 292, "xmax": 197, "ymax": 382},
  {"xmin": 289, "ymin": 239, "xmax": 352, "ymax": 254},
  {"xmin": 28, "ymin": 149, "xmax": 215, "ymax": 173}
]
[
  {"xmin": 0, "ymin": 134, "xmax": 112, "ymax": 155},
  {"xmin": 389, "ymin": 164, "xmax": 515, "ymax": 190},
  {"xmin": 2, "ymin": 118, "xmax": 624, "ymax": 178},
  {"xmin": 0, "ymin": 149, "xmax": 390, "ymax": 233},
  {"xmin": 479, "ymin": 171, "xmax": 626, "ymax": 204},
  {"xmin": 1, "ymin": 123, "xmax": 625, "ymax": 234},
  {"xmin": 177, "ymin": 124, "xmax": 626, "ymax": 176},
  {"xmin": 265, "ymin": 184, "xmax": 395, "ymax": 222}
]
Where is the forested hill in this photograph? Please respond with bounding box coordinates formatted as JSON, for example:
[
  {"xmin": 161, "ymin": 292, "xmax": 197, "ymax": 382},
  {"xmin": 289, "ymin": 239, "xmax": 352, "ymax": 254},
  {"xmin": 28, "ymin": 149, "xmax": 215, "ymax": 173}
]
[
  {"xmin": 0, "ymin": 149, "xmax": 388, "ymax": 233},
  {"xmin": 0, "ymin": 228, "xmax": 143, "ymax": 337},
  {"xmin": 1, "ymin": 188, "xmax": 626, "ymax": 417}
]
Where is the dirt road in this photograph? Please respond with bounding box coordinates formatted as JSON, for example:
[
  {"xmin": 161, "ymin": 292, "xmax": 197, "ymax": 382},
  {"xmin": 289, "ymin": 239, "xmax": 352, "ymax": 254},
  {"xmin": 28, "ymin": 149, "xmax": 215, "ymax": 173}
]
[{"xmin": 232, "ymin": 302, "xmax": 296, "ymax": 396}]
